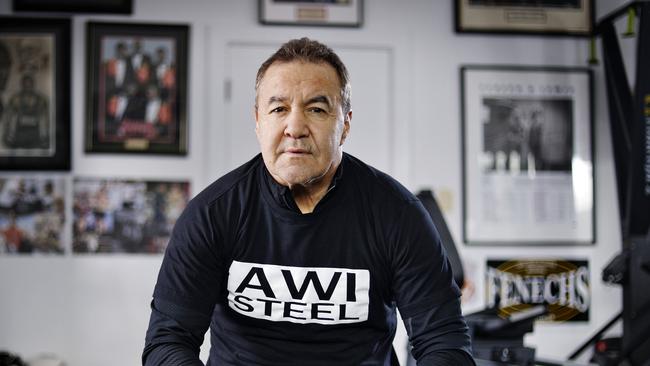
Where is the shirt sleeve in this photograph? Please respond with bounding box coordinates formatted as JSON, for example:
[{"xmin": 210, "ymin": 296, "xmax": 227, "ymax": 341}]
[
  {"xmin": 390, "ymin": 199, "xmax": 474, "ymax": 360},
  {"xmin": 143, "ymin": 198, "xmax": 227, "ymax": 364},
  {"xmin": 418, "ymin": 349, "xmax": 476, "ymax": 366},
  {"xmin": 143, "ymin": 298, "xmax": 209, "ymax": 366}
]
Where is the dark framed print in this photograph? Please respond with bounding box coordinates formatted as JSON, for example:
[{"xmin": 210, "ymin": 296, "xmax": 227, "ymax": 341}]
[
  {"xmin": 259, "ymin": 0, "xmax": 363, "ymax": 27},
  {"xmin": 461, "ymin": 65, "xmax": 594, "ymax": 245},
  {"xmin": 455, "ymin": 0, "xmax": 594, "ymax": 36},
  {"xmin": 85, "ymin": 22, "xmax": 189, "ymax": 155},
  {"xmin": 0, "ymin": 17, "xmax": 71, "ymax": 170},
  {"xmin": 13, "ymin": 0, "xmax": 133, "ymax": 14}
]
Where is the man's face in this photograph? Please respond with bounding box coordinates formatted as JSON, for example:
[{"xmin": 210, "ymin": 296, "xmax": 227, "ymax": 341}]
[{"xmin": 255, "ymin": 61, "xmax": 350, "ymax": 188}]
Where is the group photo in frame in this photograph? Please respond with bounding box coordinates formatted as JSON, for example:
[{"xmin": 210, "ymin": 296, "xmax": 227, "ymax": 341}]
[
  {"xmin": 85, "ymin": 22, "xmax": 189, "ymax": 155},
  {"xmin": 461, "ymin": 65, "xmax": 594, "ymax": 245},
  {"xmin": 259, "ymin": 0, "xmax": 363, "ymax": 27},
  {"xmin": 455, "ymin": 0, "xmax": 594, "ymax": 36},
  {"xmin": 0, "ymin": 17, "xmax": 71, "ymax": 170}
]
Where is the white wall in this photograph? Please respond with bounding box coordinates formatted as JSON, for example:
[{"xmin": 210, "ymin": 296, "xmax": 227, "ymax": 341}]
[{"xmin": 0, "ymin": 0, "xmax": 635, "ymax": 365}]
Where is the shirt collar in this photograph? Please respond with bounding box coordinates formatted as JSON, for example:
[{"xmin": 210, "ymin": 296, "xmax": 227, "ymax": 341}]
[{"xmin": 262, "ymin": 157, "xmax": 345, "ymax": 213}]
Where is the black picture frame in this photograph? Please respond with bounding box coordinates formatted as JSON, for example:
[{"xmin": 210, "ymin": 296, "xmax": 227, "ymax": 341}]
[
  {"xmin": 259, "ymin": 0, "xmax": 363, "ymax": 27},
  {"xmin": 454, "ymin": 0, "xmax": 595, "ymax": 36},
  {"xmin": 85, "ymin": 22, "xmax": 189, "ymax": 155},
  {"xmin": 13, "ymin": 0, "xmax": 133, "ymax": 14},
  {"xmin": 0, "ymin": 17, "xmax": 71, "ymax": 171},
  {"xmin": 460, "ymin": 65, "xmax": 595, "ymax": 245}
]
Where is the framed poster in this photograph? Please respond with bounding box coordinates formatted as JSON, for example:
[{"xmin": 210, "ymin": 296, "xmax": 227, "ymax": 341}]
[
  {"xmin": 461, "ymin": 65, "xmax": 594, "ymax": 245},
  {"xmin": 0, "ymin": 17, "xmax": 71, "ymax": 170},
  {"xmin": 455, "ymin": 0, "xmax": 594, "ymax": 36},
  {"xmin": 0, "ymin": 176, "xmax": 66, "ymax": 254},
  {"xmin": 85, "ymin": 22, "xmax": 189, "ymax": 155},
  {"xmin": 259, "ymin": 0, "xmax": 363, "ymax": 27},
  {"xmin": 73, "ymin": 177, "xmax": 190, "ymax": 254}
]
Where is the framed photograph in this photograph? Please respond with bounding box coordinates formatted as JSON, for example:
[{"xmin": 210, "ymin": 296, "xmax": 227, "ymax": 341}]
[
  {"xmin": 13, "ymin": 0, "xmax": 133, "ymax": 14},
  {"xmin": 0, "ymin": 176, "xmax": 66, "ymax": 254},
  {"xmin": 73, "ymin": 177, "xmax": 190, "ymax": 254},
  {"xmin": 259, "ymin": 0, "xmax": 363, "ymax": 27},
  {"xmin": 85, "ymin": 22, "xmax": 189, "ymax": 155},
  {"xmin": 0, "ymin": 17, "xmax": 71, "ymax": 170},
  {"xmin": 461, "ymin": 65, "xmax": 594, "ymax": 245},
  {"xmin": 455, "ymin": 0, "xmax": 594, "ymax": 36}
]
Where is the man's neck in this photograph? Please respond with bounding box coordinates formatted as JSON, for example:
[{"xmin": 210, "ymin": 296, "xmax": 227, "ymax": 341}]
[
  {"xmin": 291, "ymin": 182, "xmax": 330, "ymax": 214},
  {"xmin": 289, "ymin": 162, "xmax": 340, "ymax": 214}
]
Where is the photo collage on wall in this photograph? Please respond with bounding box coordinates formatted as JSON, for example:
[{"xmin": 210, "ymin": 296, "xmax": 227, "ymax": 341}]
[
  {"xmin": 1, "ymin": 16, "xmax": 191, "ymax": 256},
  {"xmin": 0, "ymin": 176, "xmax": 190, "ymax": 256}
]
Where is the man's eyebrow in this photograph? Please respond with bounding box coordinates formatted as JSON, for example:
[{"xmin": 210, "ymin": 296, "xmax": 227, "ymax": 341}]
[
  {"xmin": 305, "ymin": 95, "xmax": 331, "ymax": 106},
  {"xmin": 267, "ymin": 96, "xmax": 288, "ymax": 105}
]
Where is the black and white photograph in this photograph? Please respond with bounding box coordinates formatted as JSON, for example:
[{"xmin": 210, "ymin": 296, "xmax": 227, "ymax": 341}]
[
  {"xmin": 481, "ymin": 98, "xmax": 573, "ymax": 173},
  {"xmin": 72, "ymin": 178, "xmax": 190, "ymax": 254},
  {"xmin": 0, "ymin": 176, "xmax": 66, "ymax": 254},
  {"xmin": 455, "ymin": 0, "xmax": 594, "ymax": 35},
  {"xmin": 85, "ymin": 22, "xmax": 188, "ymax": 155},
  {"xmin": 0, "ymin": 17, "xmax": 70, "ymax": 170},
  {"xmin": 259, "ymin": 0, "xmax": 362, "ymax": 27},
  {"xmin": 461, "ymin": 66, "xmax": 594, "ymax": 245}
]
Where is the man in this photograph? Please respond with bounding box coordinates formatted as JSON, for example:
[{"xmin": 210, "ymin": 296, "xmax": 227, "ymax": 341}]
[
  {"xmin": 4, "ymin": 74, "xmax": 49, "ymax": 149},
  {"xmin": 143, "ymin": 38, "xmax": 474, "ymax": 365}
]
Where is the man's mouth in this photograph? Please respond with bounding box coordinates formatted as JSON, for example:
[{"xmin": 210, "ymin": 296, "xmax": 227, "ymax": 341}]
[{"xmin": 284, "ymin": 147, "xmax": 309, "ymax": 154}]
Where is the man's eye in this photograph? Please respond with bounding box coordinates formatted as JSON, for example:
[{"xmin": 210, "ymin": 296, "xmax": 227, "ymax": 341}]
[
  {"xmin": 270, "ymin": 107, "xmax": 286, "ymax": 113},
  {"xmin": 308, "ymin": 107, "xmax": 325, "ymax": 114}
]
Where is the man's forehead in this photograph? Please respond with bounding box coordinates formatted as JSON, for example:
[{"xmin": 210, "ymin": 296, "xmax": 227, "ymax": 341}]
[{"xmin": 260, "ymin": 61, "xmax": 340, "ymax": 87}]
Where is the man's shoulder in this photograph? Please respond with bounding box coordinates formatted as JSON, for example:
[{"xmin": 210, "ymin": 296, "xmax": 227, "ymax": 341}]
[
  {"xmin": 191, "ymin": 154, "xmax": 262, "ymax": 207},
  {"xmin": 343, "ymin": 153, "xmax": 417, "ymax": 206}
]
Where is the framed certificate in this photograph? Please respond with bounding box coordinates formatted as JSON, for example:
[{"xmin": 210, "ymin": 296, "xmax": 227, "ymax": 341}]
[
  {"xmin": 259, "ymin": 0, "xmax": 363, "ymax": 27},
  {"xmin": 461, "ymin": 65, "xmax": 594, "ymax": 245},
  {"xmin": 455, "ymin": 0, "xmax": 594, "ymax": 36}
]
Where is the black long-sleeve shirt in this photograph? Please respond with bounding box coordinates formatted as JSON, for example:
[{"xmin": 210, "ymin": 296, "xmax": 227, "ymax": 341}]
[{"xmin": 144, "ymin": 153, "xmax": 475, "ymax": 365}]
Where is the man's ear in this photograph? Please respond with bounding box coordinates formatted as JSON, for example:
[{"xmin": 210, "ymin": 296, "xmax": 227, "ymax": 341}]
[
  {"xmin": 340, "ymin": 110, "xmax": 351, "ymax": 145},
  {"xmin": 254, "ymin": 107, "xmax": 260, "ymax": 135}
]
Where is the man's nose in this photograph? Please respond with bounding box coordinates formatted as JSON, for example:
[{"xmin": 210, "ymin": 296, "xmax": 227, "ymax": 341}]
[{"xmin": 284, "ymin": 110, "xmax": 309, "ymax": 138}]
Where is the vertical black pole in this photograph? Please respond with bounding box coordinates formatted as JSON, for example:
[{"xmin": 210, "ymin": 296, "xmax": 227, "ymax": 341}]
[
  {"xmin": 622, "ymin": 2, "xmax": 650, "ymax": 364},
  {"xmin": 625, "ymin": 2, "xmax": 650, "ymax": 239},
  {"xmin": 601, "ymin": 22, "xmax": 634, "ymax": 233}
]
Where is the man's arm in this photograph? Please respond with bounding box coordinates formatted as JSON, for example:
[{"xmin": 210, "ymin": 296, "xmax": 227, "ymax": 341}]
[
  {"xmin": 418, "ymin": 350, "xmax": 476, "ymax": 366},
  {"xmin": 143, "ymin": 298, "xmax": 209, "ymax": 366},
  {"xmin": 142, "ymin": 198, "xmax": 225, "ymax": 365},
  {"xmin": 402, "ymin": 297, "xmax": 475, "ymax": 366},
  {"xmin": 389, "ymin": 199, "xmax": 475, "ymax": 365}
]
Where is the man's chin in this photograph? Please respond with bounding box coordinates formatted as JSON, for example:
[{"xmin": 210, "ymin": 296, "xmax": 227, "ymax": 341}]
[{"xmin": 274, "ymin": 168, "xmax": 323, "ymax": 188}]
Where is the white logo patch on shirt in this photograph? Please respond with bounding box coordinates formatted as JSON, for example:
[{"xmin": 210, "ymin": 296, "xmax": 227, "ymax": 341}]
[{"xmin": 227, "ymin": 260, "xmax": 370, "ymax": 325}]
